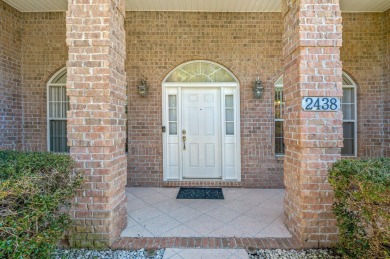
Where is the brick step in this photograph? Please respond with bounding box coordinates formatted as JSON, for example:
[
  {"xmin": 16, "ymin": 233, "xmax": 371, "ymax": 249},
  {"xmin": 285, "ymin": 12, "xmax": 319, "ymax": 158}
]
[{"xmin": 111, "ymin": 237, "xmax": 300, "ymax": 250}]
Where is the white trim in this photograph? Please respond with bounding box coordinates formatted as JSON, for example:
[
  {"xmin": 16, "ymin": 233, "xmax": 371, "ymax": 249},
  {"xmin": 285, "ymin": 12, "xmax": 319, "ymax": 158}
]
[
  {"xmin": 162, "ymin": 60, "xmax": 241, "ymax": 182},
  {"xmin": 46, "ymin": 67, "xmax": 67, "ymax": 152},
  {"xmin": 49, "ymin": 83, "xmax": 67, "ymax": 86},
  {"xmin": 342, "ymin": 72, "xmax": 356, "ymax": 86},
  {"xmin": 163, "ymin": 82, "xmax": 238, "ymax": 87}
]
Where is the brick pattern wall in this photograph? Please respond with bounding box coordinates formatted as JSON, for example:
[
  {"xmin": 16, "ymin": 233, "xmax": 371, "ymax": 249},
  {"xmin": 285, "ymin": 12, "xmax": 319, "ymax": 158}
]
[
  {"xmin": 66, "ymin": 0, "xmax": 127, "ymax": 248},
  {"xmin": 125, "ymin": 12, "xmax": 284, "ymax": 188},
  {"xmin": 282, "ymin": 0, "xmax": 343, "ymax": 248},
  {"xmin": 21, "ymin": 12, "xmax": 68, "ymax": 151},
  {"xmin": 385, "ymin": 9, "xmax": 390, "ymax": 157},
  {"xmin": 2, "ymin": 8, "xmax": 388, "ymax": 188},
  {"xmin": 0, "ymin": 1, "xmax": 22, "ymax": 150},
  {"xmin": 341, "ymin": 13, "xmax": 387, "ymax": 157}
]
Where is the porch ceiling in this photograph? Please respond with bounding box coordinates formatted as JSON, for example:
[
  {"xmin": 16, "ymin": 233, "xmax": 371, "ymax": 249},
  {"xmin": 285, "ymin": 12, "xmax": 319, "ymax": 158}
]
[{"xmin": 3, "ymin": 0, "xmax": 390, "ymax": 13}]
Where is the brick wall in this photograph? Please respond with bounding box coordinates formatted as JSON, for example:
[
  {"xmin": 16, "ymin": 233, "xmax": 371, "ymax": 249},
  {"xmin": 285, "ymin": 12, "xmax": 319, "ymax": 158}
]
[
  {"xmin": 20, "ymin": 12, "xmax": 68, "ymax": 151},
  {"xmin": 125, "ymin": 11, "xmax": 388, "ymax": 188},
  {"xmin": 2, "ymin": 8, "xmax": 387, "ymax": 187},
  {"xmin": 0, "ymin": 1, "xmax": 22, "ymax": 150},
  {"xmin": 125, "ymin": 12, "xmax": 284, "ymax": 188},
  {"xmin": 385, "ymin": 9, "xmax": 390, "ymax": 157},
  {"xmin": 282, "ymin": 0, "xmax": 343, "ymax": 248},
  {"xmin": 66, "ymin": 0, "xmax": 127, "ymax": 248},
  {"xmin": 341, "ymin": 13, "xmax": 387, "ymax": 157}
]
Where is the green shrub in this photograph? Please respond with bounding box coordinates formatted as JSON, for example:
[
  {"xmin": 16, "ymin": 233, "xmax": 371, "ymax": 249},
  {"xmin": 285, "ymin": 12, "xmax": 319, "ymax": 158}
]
[
  {"xmin": 0, "ymin": 150, "xmax": 83, "ymax": 259},
  {"xmin": 328, "ymin": 158, "xmax": 390, "ymax": 258}
]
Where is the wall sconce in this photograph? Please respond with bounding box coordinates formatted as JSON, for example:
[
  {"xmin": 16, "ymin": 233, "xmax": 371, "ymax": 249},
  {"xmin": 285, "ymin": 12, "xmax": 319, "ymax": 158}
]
[
  {"xmin": 138, "ymin": 79, "xmax": 148, "ymax": 97},
  {"xmin": 253, "ymin": 75, "xmax": 263, "ymax": 99}
]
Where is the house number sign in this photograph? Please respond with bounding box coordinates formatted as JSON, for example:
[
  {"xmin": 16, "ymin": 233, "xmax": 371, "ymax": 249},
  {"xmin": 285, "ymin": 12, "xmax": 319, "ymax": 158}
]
[{"xmin": 302, "ymin": 97, "xmax": 340, "ymax": 111}]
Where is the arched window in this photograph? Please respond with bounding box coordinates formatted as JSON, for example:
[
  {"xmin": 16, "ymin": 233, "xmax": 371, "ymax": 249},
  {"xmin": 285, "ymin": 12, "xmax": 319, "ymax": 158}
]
[
  {"xmin": 274, "ymin": 72, "xmax": 357, "ymax": 156},
  {"xmin": 47, "ymin": 68, "xmax": 69, "ymax": 153},
  {"xmin": 164, "ymin": 61, "xmax": 237, "ymax": 83}
]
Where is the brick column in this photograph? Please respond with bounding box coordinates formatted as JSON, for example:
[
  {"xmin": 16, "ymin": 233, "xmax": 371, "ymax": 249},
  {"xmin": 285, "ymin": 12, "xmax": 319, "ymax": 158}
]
[
  {"xmin": 66, "ymin": 0, "xmax": 127, "ymax": 248},
  {"xmin": 282, "ymin": 0, "xmax": 343, "ymax": 248}
]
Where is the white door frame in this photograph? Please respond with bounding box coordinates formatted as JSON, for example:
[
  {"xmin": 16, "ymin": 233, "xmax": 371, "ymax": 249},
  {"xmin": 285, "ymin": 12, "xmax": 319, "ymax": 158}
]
[{"xmin": 162, "ymin": 82, "xmax": 241, "ymax": 182}]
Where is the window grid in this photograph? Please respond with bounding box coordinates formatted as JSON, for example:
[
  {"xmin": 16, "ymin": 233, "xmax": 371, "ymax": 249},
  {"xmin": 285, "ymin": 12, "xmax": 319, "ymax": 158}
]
[
  {"xmin": 274, "ymin": 86, "xmax": 285, "ymax": 155},
  {"xmin": 341, "ymin": 84, "xmax": 356, "ymax": 156},
  {"xmin": 225, "ymin": 95, "xmax": 234, "ymax": 135},
  {"xmin": 48, "ymin": 83, "xmax": 69, "ymax": 153},
  {"xmin": 48, "ymin": 85, "xmax": 68, "ymax": 119},
  {"xmin": 166, "ymin": 61, "xmax": 236, "ymax": 83},
  {"xmin": 168, "ymin": 95, "xmax": 178, "ymax": 135}
]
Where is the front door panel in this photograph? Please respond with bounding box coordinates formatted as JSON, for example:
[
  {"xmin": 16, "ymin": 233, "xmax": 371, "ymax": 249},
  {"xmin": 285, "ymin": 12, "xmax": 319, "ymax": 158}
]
[{"xmin": 182, "ymin": 88, "xmax": 221, "ymax": 178}]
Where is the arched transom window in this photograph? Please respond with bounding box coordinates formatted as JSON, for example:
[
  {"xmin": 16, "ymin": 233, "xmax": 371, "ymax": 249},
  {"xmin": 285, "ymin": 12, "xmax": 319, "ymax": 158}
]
[
  {"xmin": 165, "ymin": 61, "xmax": 237, "ymax": 83},
  {"xmin": 274, "ymin": 72, "xmax": 357, "ymax": 156},
  {"xmin": 47, "ymin": 67, "xmax": 69, "ymax": 153}
]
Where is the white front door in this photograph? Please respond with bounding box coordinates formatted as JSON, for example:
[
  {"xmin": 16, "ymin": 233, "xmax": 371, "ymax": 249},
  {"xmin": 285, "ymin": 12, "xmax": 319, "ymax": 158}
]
[{"xmin": 181, "ymin": 88, "xmax": 222, "ymax": 178}]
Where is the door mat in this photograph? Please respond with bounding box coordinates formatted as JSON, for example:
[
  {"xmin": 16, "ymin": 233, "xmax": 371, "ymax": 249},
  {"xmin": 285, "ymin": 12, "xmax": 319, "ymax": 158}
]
[{"xmin": 176, "ymin": 187, "xmax": 224, "ymax": 199}]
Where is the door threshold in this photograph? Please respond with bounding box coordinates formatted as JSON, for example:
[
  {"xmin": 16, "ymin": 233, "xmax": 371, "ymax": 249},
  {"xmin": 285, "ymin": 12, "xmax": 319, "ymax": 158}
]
[{"xmin": 181, "ymin": 178, "xmax": 223, "ymax": 181}]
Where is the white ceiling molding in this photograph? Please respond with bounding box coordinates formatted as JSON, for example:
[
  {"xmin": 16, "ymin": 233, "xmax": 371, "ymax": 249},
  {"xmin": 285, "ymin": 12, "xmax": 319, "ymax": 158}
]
[
  {"xmin": 125, "ymin": 0, "xmax": 282, "ymax": 12},
  {"xmin": 3, "ymin": 0, "xmax": 390, "ymax": 13}
]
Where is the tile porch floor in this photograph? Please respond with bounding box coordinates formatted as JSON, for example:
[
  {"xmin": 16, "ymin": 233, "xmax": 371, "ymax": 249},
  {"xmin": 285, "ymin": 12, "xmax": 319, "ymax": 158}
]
[{"xmin": 121, "ymin": 188, "xmax": 291, "ymax": 238}]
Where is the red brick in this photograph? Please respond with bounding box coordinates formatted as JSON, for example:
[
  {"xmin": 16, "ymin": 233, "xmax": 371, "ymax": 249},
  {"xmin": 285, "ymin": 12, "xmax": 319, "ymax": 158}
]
[{"xmin": 66, "ymin": 0, "xmax": 127, "ymax": 248}]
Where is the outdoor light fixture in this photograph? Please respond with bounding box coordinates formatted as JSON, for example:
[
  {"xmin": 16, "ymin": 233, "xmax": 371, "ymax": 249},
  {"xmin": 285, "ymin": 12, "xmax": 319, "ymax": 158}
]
[
  {"xmin": 253, "ymin": 75, "xmax": 263, "ymax": 99},
  {"xmin": 138, "ymin": 79, "xmax": 148, "ymax": 97}
]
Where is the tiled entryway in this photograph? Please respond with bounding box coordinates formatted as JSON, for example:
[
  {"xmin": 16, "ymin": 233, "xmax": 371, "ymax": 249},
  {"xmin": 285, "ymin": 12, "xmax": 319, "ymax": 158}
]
[{"xmin": 121, "ymin": 188, "xmax": 291, "ymax": 238}]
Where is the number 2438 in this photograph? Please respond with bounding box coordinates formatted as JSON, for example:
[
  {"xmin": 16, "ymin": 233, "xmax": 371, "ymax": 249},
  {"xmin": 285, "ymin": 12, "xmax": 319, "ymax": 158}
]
[{"xmin": 302, "ymin": 97, "xmax": 340, "ymax": 111}]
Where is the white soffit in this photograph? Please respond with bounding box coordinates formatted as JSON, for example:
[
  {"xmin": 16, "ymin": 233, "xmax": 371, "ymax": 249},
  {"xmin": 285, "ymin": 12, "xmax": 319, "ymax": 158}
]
[
  {"xmin": 3, "ymin": 0, "xmax": 68, "ymax": 12},
  {"xmin": 126, "ymin": 0, "xmax": 282, "ymax": 12},
  {"xmin": 3, "ymin": 0, "xmax": 390, "ymax": 13}
]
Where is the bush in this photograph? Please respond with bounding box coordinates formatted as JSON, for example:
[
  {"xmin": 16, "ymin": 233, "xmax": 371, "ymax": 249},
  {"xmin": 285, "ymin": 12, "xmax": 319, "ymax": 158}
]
[
  {"xmin": 328, "ymin": 158, "xmax": 390, "ymax": 258},
  {"xmin": 0, "ymin": 150, "xmax": 83, "ymax": 258}
]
